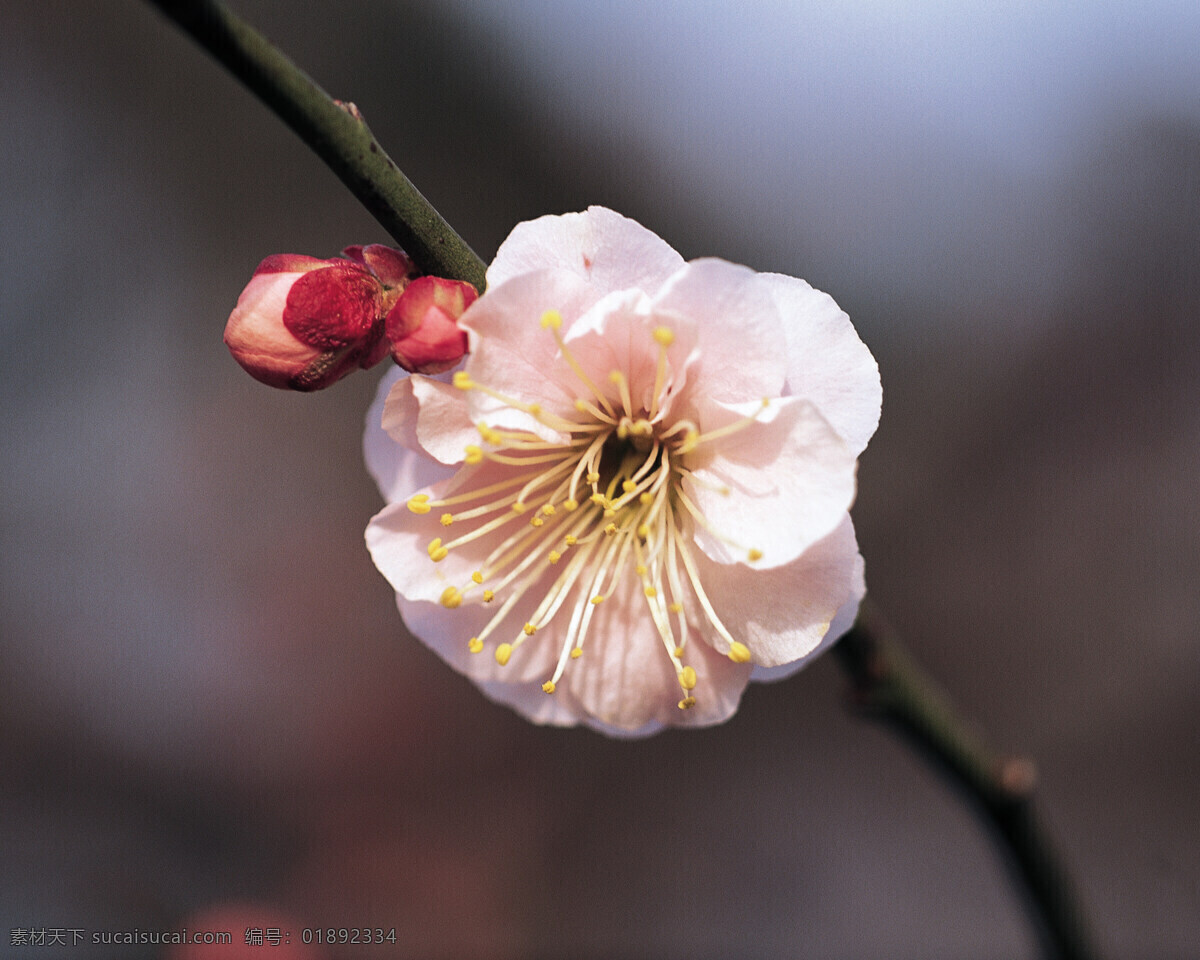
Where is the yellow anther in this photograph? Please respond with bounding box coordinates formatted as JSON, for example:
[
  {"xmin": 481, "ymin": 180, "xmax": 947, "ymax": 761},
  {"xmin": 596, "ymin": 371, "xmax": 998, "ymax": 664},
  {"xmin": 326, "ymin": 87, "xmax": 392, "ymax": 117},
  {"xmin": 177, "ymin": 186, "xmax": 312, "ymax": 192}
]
[
  {"xmin": 747, "ymin": 548, "xmax": 763, "ymax": 562},
  {"xmin": 471, "ymin": 571, "xmax": 484, "ymax": 584},
  {"xmin": 639, "ymin": 492, "xmax": 654, "ymax": 506},
  {"xmin": 483, "ymin": 589, "xmax": 495, "ymax": 602},
  {"xmin": 530, "ymin": 516, "xmax": 545, "ymax": 528},
  {"xmin": 452, "ymin": 372, "xmax": 473, "ymax": 390},
  {"xmin": 604, "ymin": 523, "xmax": 618, "ymax": 536},
  {"xmin": 528, "ymin": 403, "xmax": 542, "ymax": 416},
  {"xmin": 637, "ymin": 523, "xmax": 651, "ymax": 539},
  {"xmin": 574, "ymin": 398, "xmax": 588, "ymax": 412},
  {"xmin": 427, "ymin": 538, "xmax": 448, "ymax": 562},
  {"xmin": 590, "ymin": 595, "xmax": 605, "ymax": 605},
  {"xmin": 678, "ymin": 696, "xmax": 697, "ymax": 710},
  {"xmin": 635, "ymin": 564, "xmax": 648, "ymax": 576},
  {"xmin": 523, "ymin": 622, "xmax": 537, "ymax": 636},
  {"xmin": 586, "ymin": 472, "xmax": 601, "ymax": 483},
  {"xmin": 728, "ymin": 641, "xmax": 752, "ymax": 664},
  {"xmin": 680, "ymin": 428, "xmax": 700, "ymax": 452},
  {"xmin": 440, "ymin": 513, "xmax": 454, "ymax": 526},
  {"xmin": 407, "ymin": 494, "xmax": 432, "ymax": 515},
  {"xmin": 570, "ymin": 647, "xmax": 583, "ymax": 659},
  {"xmin": 603, "ymin": 508, "xmax": 617, "ymax": 520},
  {"xmin": 541, "ymin": 503, "xmax": 556, "ymax": 516},
  {"xmin": 644, "ymin": 586, "xmax": 658, "ymax": 597},
  {"xmin": 464, "ymin": 445, "xmax": 483, "ymax": 464},
  {"xmin": 563, "ymin": 498, "xmax": 579, "ymax": 511},
  {"xmin": 440, "ymin": 586, "xmax": 463, "ymax": 609},
  {"xmin": 674, "ymin": 644, "xmax": 686, "ymax": 658},
  {"xmin": 540, "ymin": 309, "xmax": 563, "ymax": 330},
  {"xmin": 608, "ymin": 370, "xmax": 625, "ymax": 385},
  {"xmin": 669, "ymin": 602, "xmax": 683, "ymax": 614},
  {"xmin": 564, "ymin": 535, "xmax": 578, "ymax": 546},
  {"xmin": 653, "ymin": 326, "xmax": 675, "ymax": 347},
  {"xmin": 679, "ymin": 666, "xmax": 697, "ymax": 690},
  {"xmin": 468, "ymin": 637, "xmax": 483, "ymax": 654},
  {"xmin": 761, "ymin": 397, "xmax": 770, "ymax": 408},
  {"xmin": 495, "ymin": 643, "xmax": 513, "ymax": 666},
  {"xmin": 542, "ymin": 680, "xmax": 556, "ymax": 694},
  {"xmin": 622, "ymin": 480, "xmax": 637, "ymax": 493},
  {"xmin": 511, "ymin": 501, "xmax": 528, "ymax": 514},
  {"xmin": 589, "ymin": 492, "xmax": 607, "ymax": 506},
  {"xmin": 548, "ymin": 550, "xmax": 562, "ymax": 564}
]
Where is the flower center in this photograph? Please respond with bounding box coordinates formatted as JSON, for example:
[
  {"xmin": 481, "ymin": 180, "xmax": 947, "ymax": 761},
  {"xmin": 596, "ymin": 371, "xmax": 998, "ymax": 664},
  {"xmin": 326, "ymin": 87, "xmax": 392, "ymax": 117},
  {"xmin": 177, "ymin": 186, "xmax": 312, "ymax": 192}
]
[{"xmin": 406, "ymin": 311, "xmax": 766, "ymax": 711}]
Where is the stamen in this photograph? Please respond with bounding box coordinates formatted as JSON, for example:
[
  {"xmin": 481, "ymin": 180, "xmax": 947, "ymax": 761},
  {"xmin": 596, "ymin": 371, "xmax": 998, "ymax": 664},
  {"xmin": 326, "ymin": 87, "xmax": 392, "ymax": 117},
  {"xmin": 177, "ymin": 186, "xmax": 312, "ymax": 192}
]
[
  {"xmin": 545, "ymin": 317, "xmax": 617, "ymax": 419},
  {"xmin": 649, "ymin": 326, "xmax": 674, "ymax": 420},
  {"xmin": 608, "ymin": 370, "xmax": 634, "ymax": 418}
]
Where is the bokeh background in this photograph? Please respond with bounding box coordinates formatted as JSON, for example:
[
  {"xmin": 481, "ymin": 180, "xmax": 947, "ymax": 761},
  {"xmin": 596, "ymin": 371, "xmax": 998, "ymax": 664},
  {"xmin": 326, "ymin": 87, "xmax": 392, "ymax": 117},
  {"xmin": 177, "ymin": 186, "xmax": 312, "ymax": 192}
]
[{"xmin": 2, "ymin": 1, "xmax": 1198, "ymax": 957}]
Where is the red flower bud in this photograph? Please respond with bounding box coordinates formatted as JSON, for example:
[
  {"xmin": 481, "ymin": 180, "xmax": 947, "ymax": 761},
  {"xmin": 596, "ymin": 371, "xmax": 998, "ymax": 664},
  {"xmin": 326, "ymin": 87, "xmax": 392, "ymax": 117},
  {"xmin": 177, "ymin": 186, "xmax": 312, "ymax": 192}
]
[
  {"xmin": 224, "ymin": 249, "xmax": 414, "ymax": 391},
  {"xmin": 385, "ymin": 276, "xmax": 476, "ymax": 375}
]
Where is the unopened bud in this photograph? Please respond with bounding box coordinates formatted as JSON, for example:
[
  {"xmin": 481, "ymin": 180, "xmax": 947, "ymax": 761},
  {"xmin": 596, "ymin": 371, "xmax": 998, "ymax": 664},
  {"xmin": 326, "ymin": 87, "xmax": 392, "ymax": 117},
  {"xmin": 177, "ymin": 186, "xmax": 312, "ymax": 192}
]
[
  {"xmin": 224, "ymin": 247, "xmax": 414, "ymax": 391},
  {"xmin": 385, "ymin": 276, "xmax": 476, "ymax": 375}
]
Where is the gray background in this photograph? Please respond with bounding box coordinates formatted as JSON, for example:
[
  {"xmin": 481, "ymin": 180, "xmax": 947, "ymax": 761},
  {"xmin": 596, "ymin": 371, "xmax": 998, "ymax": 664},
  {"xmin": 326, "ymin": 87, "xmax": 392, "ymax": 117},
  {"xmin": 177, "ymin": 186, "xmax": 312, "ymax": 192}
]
[{"xmin": 1, "ymin": 1, "xmax": 1197, "ymax": 957}]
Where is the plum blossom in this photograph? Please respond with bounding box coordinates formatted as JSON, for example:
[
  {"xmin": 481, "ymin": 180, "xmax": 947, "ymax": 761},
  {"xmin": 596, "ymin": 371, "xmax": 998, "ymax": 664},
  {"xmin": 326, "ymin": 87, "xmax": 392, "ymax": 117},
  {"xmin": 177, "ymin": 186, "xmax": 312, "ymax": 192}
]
[{"xmin": 364, "ymin": 207, "xmax": 880, "ymax": 735}]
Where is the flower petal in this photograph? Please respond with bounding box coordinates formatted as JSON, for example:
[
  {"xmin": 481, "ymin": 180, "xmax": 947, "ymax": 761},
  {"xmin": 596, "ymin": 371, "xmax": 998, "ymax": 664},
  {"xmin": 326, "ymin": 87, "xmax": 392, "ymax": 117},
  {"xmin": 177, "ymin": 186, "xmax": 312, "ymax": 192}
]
[
  {"xmin": 757, "ymin": 273, "xmax": 881, "ymax": 456},
  {"xmin": 561, "ymin": 572, "xmax": 751, "ymax": 732},
  {"xmin": 682, "ymin": 396, "xmax": 857, "ymax": 568},
  {"xmin": 363, "ymin": 368, "xmax": 454, "ymax": 502},
  {"xmin": 751, "ymin": 549, "xmax": 865, "ymax": 682},
  {"xmin": 694, "ymin": 513, "xmax": 862, "ymax": 668},
  {"xmin": 460, "ymin": 267, "xmax": 599, "ymax": 426},
  {"xmin": 651, "ymin": 258, "xmax": 788, "ymax": 403},
  {"xmin": 487, "ymin": 206, "xmax": 685, "ymax": 296}
]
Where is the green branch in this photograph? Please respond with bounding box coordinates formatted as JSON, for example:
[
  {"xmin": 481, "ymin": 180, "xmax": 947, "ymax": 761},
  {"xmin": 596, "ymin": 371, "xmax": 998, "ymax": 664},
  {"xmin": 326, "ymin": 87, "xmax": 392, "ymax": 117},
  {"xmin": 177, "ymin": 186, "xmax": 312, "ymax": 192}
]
[
  {"xmin": 835, "ymin": 601, "xmax": 1100, "ymax": 960},
  {"xmin": 147, "ymin": 0, "xmax": 487, "ymax": 292}
]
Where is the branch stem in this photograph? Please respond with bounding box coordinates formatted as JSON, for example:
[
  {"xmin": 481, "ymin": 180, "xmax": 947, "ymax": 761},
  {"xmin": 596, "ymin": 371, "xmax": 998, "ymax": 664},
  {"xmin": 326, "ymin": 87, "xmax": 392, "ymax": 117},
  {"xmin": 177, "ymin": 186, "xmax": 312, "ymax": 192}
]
[
  {"xmin": 834, "ymin": 601, "xmax": 1100, "ymax": 960},
  {"xmin": 146, "ymin": 0, "xmax": 488, "ymax": 291}
]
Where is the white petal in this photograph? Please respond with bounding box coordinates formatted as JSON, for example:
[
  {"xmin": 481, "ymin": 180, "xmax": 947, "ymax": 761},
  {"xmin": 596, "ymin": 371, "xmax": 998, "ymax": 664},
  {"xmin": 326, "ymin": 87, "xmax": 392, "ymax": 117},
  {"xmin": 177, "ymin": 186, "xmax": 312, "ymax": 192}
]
[
  {"xmin": 487, "ymin": 206, "xmax": 685, "ymax": 296},
  {"xmin": 694, "ymin": 513, "xmax": 861, "ymax": 668},
  {"xmin": 363, "ymin": 368, "xmax": 454, "ymax": 502},
  {"xmin": 751, "ymin": 549, "xmax": 865, "ymax": 682},
  {"xmin": 682, "ymin": 396, "xmax": 857, "ymax": 568},
  {"xmin": 651, "ymin": 258, "xmax": 788, "ymax": 403},
  {"xmin": 758, "ymin": 273, "xmax": 881, "ymax": 456},
  {"xmin": 459, "ymin": 267, "xmax": 598, "ymax": 423},
  {"xmin": 559, "ymin": 289, "xmax": 698, "ymax": 419}
]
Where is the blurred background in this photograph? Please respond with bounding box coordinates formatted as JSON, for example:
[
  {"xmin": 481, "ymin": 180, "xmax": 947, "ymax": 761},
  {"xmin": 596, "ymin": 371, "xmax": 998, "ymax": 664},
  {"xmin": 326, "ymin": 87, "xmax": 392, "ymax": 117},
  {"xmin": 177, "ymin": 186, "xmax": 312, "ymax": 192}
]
[{"xmin": 2, "ymin": 1, "xmax": 1197, "ymax": 957}]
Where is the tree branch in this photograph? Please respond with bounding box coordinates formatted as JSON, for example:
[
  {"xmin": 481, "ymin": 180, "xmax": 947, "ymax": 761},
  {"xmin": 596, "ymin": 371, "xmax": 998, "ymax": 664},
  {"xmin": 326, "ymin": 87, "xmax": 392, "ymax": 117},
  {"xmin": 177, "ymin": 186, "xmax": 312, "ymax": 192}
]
[
  {"xmin": 834, "ymin": 601, "xmax": 1101, "ymax": 960},
  {"xmin": 146, "ymin": 0, "xmax": 488, "ymax": 292}
]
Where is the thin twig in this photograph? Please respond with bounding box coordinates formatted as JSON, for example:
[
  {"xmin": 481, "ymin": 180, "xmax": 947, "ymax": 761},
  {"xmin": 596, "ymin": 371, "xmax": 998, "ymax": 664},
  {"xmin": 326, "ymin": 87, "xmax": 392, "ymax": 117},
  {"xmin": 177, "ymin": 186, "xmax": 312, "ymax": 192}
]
[
  {"xmin": 834, "ymin": 601, "xmax": 1101, "ymax": 960},
  {"xmin": 146, "ymin": 0, "xmax": 488, "ymax": 292}
]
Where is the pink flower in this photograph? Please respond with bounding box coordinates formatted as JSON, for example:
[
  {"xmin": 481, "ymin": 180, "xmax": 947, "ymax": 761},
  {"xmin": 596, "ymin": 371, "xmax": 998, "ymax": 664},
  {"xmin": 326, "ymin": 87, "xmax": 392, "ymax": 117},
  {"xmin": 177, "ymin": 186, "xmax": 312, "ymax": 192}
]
[
  {"xmin": 224, "ymin": 245, "xmax": 413, "ymax": 391},
  {"xmin": 364, "ymin": 207, "xmax": 881, "ymax": 735}
]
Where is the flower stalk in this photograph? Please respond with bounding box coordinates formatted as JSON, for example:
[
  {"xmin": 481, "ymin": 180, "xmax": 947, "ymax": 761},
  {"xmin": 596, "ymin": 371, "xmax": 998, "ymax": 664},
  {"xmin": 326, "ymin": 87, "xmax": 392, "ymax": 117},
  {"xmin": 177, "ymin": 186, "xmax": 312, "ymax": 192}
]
[
  {"xmin": 146, "ymin": 1, "xmax": 1101, "ymax": 956},
  {"xmin": 147, "ymin": 0, "xmax": 487, "ymax": 293}
]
